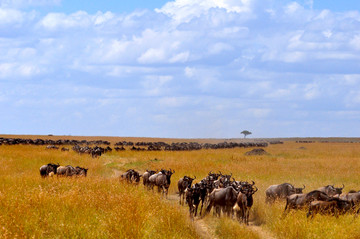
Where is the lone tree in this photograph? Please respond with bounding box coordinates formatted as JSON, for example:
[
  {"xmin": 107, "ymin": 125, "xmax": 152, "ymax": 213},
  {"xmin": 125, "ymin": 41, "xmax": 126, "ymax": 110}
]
[{"xmin": 241, "ymin": 130, "xmax": 252, "ymax": 138}]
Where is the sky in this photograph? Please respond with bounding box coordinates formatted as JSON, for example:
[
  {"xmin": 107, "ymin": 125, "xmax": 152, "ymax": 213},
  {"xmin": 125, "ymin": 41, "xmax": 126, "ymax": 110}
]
[{"xmin": 1, "ymin": 0, "xmax": 360, "ymax": 138}]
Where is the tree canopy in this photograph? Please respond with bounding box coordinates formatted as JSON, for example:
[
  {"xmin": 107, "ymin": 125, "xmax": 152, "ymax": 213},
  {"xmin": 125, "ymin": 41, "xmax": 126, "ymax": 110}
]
[{"xmin": 241, "ymin": 130, "xmax": 252, "ymax": 138}]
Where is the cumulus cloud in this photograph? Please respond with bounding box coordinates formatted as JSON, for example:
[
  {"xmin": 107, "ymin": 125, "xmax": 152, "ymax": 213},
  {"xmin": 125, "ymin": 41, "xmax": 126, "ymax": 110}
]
[{"xmin": 2, "ymin": 0, "xmax": 360, "ymax": 137}]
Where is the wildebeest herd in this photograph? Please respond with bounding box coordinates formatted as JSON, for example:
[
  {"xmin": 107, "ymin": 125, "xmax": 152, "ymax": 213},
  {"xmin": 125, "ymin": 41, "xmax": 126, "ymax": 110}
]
[
  {"xmin": 39, "ymin": 163, "xmax": 88, "ymax": 177},
  {"xmin": 121, "ymin": 169, "xmax": 360, "ymax": 223},
  {"xmin": 121, "ymin": 169, "xmax": 258, "ymax": 224}
]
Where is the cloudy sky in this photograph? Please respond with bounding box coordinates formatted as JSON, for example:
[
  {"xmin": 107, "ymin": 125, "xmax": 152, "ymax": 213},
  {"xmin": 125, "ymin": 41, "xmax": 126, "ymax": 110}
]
[{"xmin": 1, "ymin": 0, "xmax": 360, "ymax": 138}]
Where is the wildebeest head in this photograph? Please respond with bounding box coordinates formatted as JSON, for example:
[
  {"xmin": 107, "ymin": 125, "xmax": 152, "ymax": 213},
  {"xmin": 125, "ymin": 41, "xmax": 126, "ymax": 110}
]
[
  {"xmin": 75, "ymin": 166, "xmax": 88, "ymax": 177},
  {"xmin": 294, "ymin": 185, "xmax": 306, "ymax": 194},
  {"xmin": 319, "ymin": 184, "xmax": 344, "ymax": 196}
]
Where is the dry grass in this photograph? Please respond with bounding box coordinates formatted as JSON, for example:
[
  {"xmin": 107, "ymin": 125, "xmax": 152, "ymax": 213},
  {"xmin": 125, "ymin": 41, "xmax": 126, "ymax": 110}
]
[{"xmin": 1, "ymin": 138, "xmax": 360, "ymax": 238}]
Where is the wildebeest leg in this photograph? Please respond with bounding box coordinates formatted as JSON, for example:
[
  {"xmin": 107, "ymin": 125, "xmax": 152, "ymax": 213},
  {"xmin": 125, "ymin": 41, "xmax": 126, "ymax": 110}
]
[
  {"xmin": 199, "ymin": 200, "xmax": 205, "ymax": 216},
  {"xmin": 194, "ymin": 203, "xmax": 199, "ymax": 217},
  {"xmin": 245, "ymin": 208, "xmax": 250, "ymax": 225},
  {"xmin": 205, "ymin": 202, "xmax": 213, "ymax": 215}
]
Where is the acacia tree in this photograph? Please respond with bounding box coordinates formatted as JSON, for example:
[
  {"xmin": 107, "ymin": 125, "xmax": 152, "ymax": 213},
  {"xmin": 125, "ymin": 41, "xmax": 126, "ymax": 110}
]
[{"xmin": 241, "ymin": 130, "xmax": 252, "ymax": 138}]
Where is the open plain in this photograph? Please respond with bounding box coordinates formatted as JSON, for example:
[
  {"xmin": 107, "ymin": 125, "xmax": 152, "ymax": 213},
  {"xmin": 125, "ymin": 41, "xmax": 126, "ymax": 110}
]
[{"xmin": 1, "ymin": 135, "xmax": 360, "ymax": 239}]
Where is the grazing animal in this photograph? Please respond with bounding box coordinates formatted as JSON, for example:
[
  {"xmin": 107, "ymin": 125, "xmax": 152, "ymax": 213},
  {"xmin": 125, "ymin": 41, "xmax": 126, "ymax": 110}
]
[
  {"xmin": 265, "ymin": 183, "xmax": 305, "ymax": 203},
  {"xmin": 178, "ymin": 175, "xmax": 196, "ymax": 205},
  {"xmin": 121, "ymin": 169, "xmax": 141, "ymax": 183},
  {"xmin": 307, "ymin": 198, "xmax": 352, "ymax": 218},
  {"xmin": 284, "ymin": 190, "xmax": 331, "ymax": 214},
  {"xmin": 57, "ymin": 165, "xmax": 88, "ymax": 177},
  {"xmin": 317, "ymin": 184, "xmax": 344, "ymax": 197},
  {"xmin": 39, "ymin": 163, "xmax": 60, "ymax": 178}
]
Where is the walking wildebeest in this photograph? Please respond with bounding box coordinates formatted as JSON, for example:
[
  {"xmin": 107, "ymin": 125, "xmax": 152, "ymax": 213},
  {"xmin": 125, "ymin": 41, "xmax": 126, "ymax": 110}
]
[
  {"xmin": 178, "ymin": 175, "xmax": 196, "ymax": 205},
  {"xmin": 307, "ymin": 198, "xmax": 353, "ymax": 218},
  {"xmin": 142, "ymin": 169, "xmax": 157, "ymax": 189},
  {"xmin": 284, "ymin": 190, "xmax": 331, "ymax": 214},
  {"xmin": 317, "ymin": 184, "xmax": 344, "ymax": 197},
  {"xmin": 39, "ymin": 163, "xmax": 60, "ymax": 178},
  {"xmin": 121, "ymin": 169, "xmax": 141, "ymax": 183},
  {"xmin": 265, "ymin": 183, "xmax": 305, "ymax": 203},
  {"xmin": 205, "ymin": 186, "xmax": 239, "ymax": 217},
  {"xmin": 185, "ymin": 183, "xmax": 201, "ymax": 219},
  {"xmin": 154, "ymin": 169, "xmax": 175, "ymax": 197},
  {"xmin": 57, "ymin": 165, "xmax": 88, "ymax": 177},
  {"xmin": 234, "ymin": 185, "xmax": 258, "ymax": 225}
]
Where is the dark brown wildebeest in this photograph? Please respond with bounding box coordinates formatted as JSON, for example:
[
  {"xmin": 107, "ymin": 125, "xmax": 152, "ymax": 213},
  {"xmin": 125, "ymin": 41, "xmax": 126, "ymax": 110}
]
[
  {"xmin": 284, "ymin": 190, "xmax": 331, "ymax": 214},
  {"xmin": 185, "ymin": 183, "xmax": 201, "ymax": 219},
  {"xmin": 205, "ymin": 186, "xmax": 239, "ymax": 217},
  {"xmin": 265, "ymin": 183, "xmax": 305, "ymax": 203},
  {"xmin": 121, "ymin": 169, "xmax": 141, "ymax": 183},
  {"xmin": 39, "ymin": 163, "xmax": 60, "ymax": 178},
  {"xmin": 154, "ymin": 169, "xmax": 175, "ymax": 197},
  {"xmin": 234, "ymin": 185, "xmax": 258, "ymax": 225},
  {"xmin": 142, "ymin": 169, "xmax": 157, "ymax": 189},
  {"xmin": 307, "ymin": 198, "xmax": 352, "ymax": 218},
  {"xmin": 75, "ymin": 166, "xmax": 88, "ymax": 177},
  {"xmin": 317, "ymin": 184, "xmax": 344, "ymax": 197},
  {"xmin": 178, "ymin": 175, "xmax": 196, "ymax": 205}
]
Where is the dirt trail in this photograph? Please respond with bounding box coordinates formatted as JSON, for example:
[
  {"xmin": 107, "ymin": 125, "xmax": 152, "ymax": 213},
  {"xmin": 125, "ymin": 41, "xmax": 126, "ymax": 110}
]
[
  {"xmin": 249, "ymin": 223, "xmax": 277, "ymax": 239},
  {"xmin": 167, "ymin": 194, "xmax": 218, "ymax": 239}
]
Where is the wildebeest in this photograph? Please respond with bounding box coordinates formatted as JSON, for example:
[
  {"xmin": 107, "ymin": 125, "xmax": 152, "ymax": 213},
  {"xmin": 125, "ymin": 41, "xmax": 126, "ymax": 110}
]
[
  {"xmin": 234, "ymin": 185, "xmax": 258, "ymax": 225},
  {"xmin": 121, "ymin": 169, "xmax": 141, "ymax": 183},
  {"xmin": 185, "ymin": 183, "xmax": 201, "ymax": 219},
  {"xmin": 39, "ymin": 163, "xmax": 60, "ymax": 178},
  {"xmin": 284, "ymin": 190, "xmax": 331, "ymax": 214},
  {"xmin": 265, "ymin": 183, "xmax": 305, "ymax": 203},
  {"xmin": 154, "ymin": 169, "xmax": 175, "ymax": 197},
  {"xmin": 317, "ymin": 184, "xmax": 344, "ymax": 197},
  {"xmin": 57, "ymin": 165, "xmax": 88, "ymax": 177},
  {"xmin": 142, "ymin": 169, "xmax": 157, "ymax": 189},
  {"xmin": 307, "ymin": 198, "xmax": 353, "ymax": 218},
  {"xmin": 205, "ymin": 186, "xmax": 239, "ymax": 217},
  {"xmin": 178, "ymin": 175, "xmax": 196, "ymax": 205}
]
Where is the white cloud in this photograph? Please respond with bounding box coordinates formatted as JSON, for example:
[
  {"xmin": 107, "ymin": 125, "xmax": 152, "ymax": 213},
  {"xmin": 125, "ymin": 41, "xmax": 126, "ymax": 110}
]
[
  {"xmin": 169, "ymin": 51, "xmax": 189, "ymax": 63},
  {"xmin": 2, "ymin": 0, "xmax": 360, "ymax": 137},
  {"xmin": 138, "ymin": 48, "xmax": 166, "ymax": 64},
  {"xmin": 156, "ymin": 0, "xmax": 252, "ymax": 24}
]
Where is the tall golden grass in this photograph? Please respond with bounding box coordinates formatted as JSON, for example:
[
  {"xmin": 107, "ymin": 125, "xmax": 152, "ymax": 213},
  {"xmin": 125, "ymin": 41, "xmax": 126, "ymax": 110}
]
[{"xmin": 1, "ymin": 140, "xmax": 360, "ymax": 238}]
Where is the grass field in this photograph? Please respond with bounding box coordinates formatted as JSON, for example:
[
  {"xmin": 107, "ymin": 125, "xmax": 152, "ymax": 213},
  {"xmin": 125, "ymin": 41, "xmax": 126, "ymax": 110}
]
[{"xmin": 1, "ymin": 136, "xmax": 360, "ymax": 238}]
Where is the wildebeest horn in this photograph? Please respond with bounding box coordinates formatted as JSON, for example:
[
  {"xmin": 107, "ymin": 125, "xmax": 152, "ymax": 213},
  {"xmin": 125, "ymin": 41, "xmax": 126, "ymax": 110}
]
[
  {"xmin": 193, "ymin": 175, "xmax": 196, "ymax": 179},
  {"xmin": 218, "ymin": 171, "xmax": 222, "ymax": 175},
  {"xmin": 341, "ymin": 184, "xmax": 345, "ymax": 189},
  {"xmin": 251, "ymin": 180, "xmax": 255, "ymax": 186},
  {"xmin": 252, "ymin": 186, "xmax": 258, "ymax": 194},
  {"xmin": 303, "ymin": 184, "xmax": 306, "ymax": 189}
]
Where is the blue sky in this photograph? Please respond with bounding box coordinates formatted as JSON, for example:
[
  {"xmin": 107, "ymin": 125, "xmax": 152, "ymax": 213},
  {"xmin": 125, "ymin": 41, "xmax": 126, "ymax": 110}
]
[{"xmin": 1, "ymin": 0, "xmax": 360, "ymax": 138}]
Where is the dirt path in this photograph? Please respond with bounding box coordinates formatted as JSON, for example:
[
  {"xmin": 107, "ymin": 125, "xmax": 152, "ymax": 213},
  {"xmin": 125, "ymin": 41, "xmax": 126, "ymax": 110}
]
[
  {"xmin": 248, "ymin": 223, "xmax": 277, "ymax": 239},
  {"xmin": 167, "ymin": 194, "xmax": 218, "ymax": 239}
]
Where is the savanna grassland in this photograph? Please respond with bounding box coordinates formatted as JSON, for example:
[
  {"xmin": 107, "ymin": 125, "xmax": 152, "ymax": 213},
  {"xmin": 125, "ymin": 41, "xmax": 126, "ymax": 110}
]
[{"xmin": 1, "ymin": 136, "xmax": 360, "ymax": 239}]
